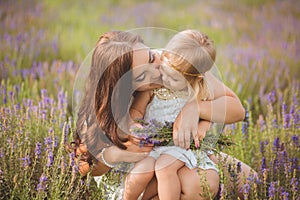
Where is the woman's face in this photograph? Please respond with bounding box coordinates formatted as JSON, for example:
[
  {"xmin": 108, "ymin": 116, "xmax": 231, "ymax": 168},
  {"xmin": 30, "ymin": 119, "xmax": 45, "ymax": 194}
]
[{"xmin": 131, "ymin": 43, "xmax": 162, "ymax": 91}]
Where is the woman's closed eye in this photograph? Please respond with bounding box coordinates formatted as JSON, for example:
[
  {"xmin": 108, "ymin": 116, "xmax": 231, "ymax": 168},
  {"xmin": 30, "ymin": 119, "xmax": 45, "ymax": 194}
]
[
  {"xmin": 171, "ymin": 77, "xmax": 178, "ymax": 82},
  {"xmin": 135, "ymin": 73, "xmax": 145, "ymax": 82}
]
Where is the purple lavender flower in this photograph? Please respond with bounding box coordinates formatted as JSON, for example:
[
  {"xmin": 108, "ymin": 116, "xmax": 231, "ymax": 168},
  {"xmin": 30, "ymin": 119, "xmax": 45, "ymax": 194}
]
[
  {"xmin": 291, "ymin": 135, "xmax": 299, "ymax": 146},
  {"xmin": 268, "ymin": 181, "xmax": 276, "ymax": 198},
  {"xmin": 273, "ymin": 137, "xmax": 280, "ymax": 151},
  {"xmin": 3, "ymin": 89, "xmax": 7, "ymax": 104},
  {"xmin": 243, "ymin": 183, "xmax": 250, "ymax": 194},
  {"xmin": 8, "ymin": 91, "xmax": 13, "ymax": 102},
  {"xmin": 44, "ymin": 136, "xmax": 53, "ymax": 150},
  {"xmin": 260, "ymin": 141, "xmax": 265, "ymax": 154},
  {"xmin": 37, "ymin": 174, "xmax": 47, "ymax": 191},
  {"xmin": 54, "ymin": 136, "xmax": 58, "ymax": 148},
  {"xmin": 227, "ymin": 164, "xmax": 235, "ymax": 178},
  {"xmin": 282, "ymin": 103, "xmax": 290, "ymax": 128},
  {"xmin": 13, "ymin": 85, "xmax": 20, "ymax": 95},
  {"xmin": 261, "ymin": 157, "xmax": 267, "ymax": 170},
  {"xmin": 291, "ymin": 157, "xmax": 298, "ymax": 171},
  {"xmin": 241, "ymin": 121, "xmax": 248, "ymax": 135},
  {"xmin": 69, "ymin": 152, "xmax": 75, "ymax": 167},
  {"xmin": 57, "ymin": 90, "xmax": 67, "ymax": 110},
  {"xmin": 273, "ymin": 157, "xmax": 280, "ymax": 174},
  {"xmin": 64, "ymin": 123, "xmax": 70, "ymax": 144},
  {"xmin": 22, "ymin": 155, "xmax": 31, "ymax": 168},
  {"xmin": 273, "ymin": 118, "xmax": 278, "ymax": 128},
  {"xmin": 284, "ymin": 162, "xmax": 291, "ymax": 173},
  {"xmin": 0, "ymin": 148, "xmax": 4, "ymax": 158},
  {"xmin": 40, "ymin": 89, "xmax": 47, "ymax": 99},
  {"xmin": 258, "ymin": 115, "xmax": 265, "ymax": 131},
  {"xmin": 46, "ymin": 150, "xmax": 53, "ymax": 167},
  {"xmin": 290, "ymin": 177, "xmax": 298, "ymax": 193},
  {"xmin": 280, "ymin": 149, "xmax": 288, "ymax": 164},
  {"xmin": 34, "ymin": 142, "xmax": 42, "ymax": 158},
  {"xmin": 14, "ymin": 103, "xmax": 20, "ymax": 111},
  {"xmin": 267, "ymin": 90, "xmax": 276, "ymax": 104},
  {"xmin": 231, "ymin": 123, "xmax": 236, "ymax": 134},
  {"xmin": 280, "ymin": 187, "xmax": 289, "ymax": 200}
]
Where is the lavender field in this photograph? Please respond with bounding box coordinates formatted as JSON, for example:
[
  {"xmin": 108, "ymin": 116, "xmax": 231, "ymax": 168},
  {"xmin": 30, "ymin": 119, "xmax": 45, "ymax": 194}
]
[{"xmin": 0, "ymin": 0, "xmax": 299, "ymax": 199}]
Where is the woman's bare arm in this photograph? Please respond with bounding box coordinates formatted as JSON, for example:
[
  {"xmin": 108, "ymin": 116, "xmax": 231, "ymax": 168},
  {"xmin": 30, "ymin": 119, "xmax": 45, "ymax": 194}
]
[
  {"xmin": 197, "ymin": 71, "xmax": 245, "ymax": 123},
  {"xmin": 129, "ymin": 90, "xmax": 153, "ymax": 122},
  {"xmin": 77, "ymin": 145, "xmax": 149, "ymax": 176}
]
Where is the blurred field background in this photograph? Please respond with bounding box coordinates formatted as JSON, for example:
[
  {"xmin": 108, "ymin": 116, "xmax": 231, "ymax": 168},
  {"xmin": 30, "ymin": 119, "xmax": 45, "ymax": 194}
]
[{"xmin": 0, "ymin": 0, "xmax": 299, "ymax": 199}]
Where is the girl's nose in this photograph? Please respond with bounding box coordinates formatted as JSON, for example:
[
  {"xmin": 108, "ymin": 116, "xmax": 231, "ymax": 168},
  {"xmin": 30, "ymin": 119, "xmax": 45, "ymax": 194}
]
[
  {"xmin": 161, "ymin": 74, "xmax": 167, "ymax": 82},
  {"xmin": 151, "ymin": 65, "xmax": 161, "ymax": 79}
]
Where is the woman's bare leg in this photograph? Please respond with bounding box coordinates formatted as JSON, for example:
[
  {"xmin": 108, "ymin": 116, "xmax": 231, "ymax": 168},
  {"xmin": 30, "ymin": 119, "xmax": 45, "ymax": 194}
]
[
  {"xmin": 142, "ymin": 176, "xmax": 158, "ymax": 200},
  {"xmin": 124, "ymin": 157, "xmax": 155, "ymax": 200},
  {"xmin": 178, "ymin": 167, "xmax": 219, "ymax": 200}
]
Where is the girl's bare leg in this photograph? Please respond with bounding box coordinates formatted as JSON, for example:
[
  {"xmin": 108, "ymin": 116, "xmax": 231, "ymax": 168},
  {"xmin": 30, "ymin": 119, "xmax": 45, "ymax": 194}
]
[
  {"xmin": 143, "ymin": 167, "xmax": 219, "ymax": 200},
  {"xmin": 178, "ymin": 167, "xmax": 219, "ymax": 200},
  {"xmin": 124, "ymin": 157, "xmax": 156, "ymax": 200},
  {"xmin": 155, "ymin": 154, "xmax": 185, "ymax": 200}
]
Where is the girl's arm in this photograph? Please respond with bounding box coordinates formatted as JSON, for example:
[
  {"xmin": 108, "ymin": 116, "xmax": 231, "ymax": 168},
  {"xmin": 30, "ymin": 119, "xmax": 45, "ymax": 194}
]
[{"xmin": 173, "ymin": 71, "xmax": 245, "ymax": 148}]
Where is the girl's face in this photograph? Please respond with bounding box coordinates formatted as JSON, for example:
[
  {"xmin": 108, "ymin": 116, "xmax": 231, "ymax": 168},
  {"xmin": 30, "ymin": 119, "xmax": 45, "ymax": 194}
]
[
  {"xmin": 159, "ymin": 62, "xmax": 188, "ymax": 91},
  {"xmin": 131, "ymin": 43, "xmax": 162, "ymax": 91}
]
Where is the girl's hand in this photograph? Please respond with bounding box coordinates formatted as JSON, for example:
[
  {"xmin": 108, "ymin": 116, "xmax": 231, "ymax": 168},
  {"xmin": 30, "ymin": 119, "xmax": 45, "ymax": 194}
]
[
  {"xmin": 197, "ymin": 120, "xmax": 211, "ymax": 142},
  {"xmin": 173, "ymin": 100, "xmax": 200, "ymax": 149}
]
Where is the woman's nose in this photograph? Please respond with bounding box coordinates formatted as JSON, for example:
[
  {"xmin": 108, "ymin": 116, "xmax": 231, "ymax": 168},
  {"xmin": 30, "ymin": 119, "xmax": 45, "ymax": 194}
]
[{"xmin": 153, "ymin": 52, "xmax": 161, "ymax": 65}]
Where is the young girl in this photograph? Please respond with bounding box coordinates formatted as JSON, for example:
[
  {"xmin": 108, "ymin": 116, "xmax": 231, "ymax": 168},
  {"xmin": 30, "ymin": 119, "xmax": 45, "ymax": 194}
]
[{"xmin": 124, "ymin": 30, "xmax": 219, "ymax": 200}]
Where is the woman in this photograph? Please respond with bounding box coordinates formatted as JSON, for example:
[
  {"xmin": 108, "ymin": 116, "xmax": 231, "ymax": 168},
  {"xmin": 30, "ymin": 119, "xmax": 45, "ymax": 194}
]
[{"xmin": 73, "ymin": 30, "xmax": 255, "ymax": 199}]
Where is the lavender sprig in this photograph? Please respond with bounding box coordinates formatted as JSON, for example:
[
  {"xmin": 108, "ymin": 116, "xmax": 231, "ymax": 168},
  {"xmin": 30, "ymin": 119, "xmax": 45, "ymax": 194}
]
[{"xmin": 129, "ymin": 119, "xmax": 235, "ymax": 151}]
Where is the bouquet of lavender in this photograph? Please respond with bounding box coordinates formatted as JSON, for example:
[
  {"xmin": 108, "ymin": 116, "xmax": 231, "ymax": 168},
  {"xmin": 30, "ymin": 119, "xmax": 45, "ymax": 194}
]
[{"xmin": 129, "ymin": 119, "xmax": 235, "ymax": 152}]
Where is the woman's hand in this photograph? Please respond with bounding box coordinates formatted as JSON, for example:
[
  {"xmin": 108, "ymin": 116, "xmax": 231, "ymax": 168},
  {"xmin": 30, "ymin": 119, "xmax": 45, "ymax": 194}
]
[
  {"xmin": 107, "ymin": 145, "xmax": 150, "ymax": 163},
  {"xmin": 173, "ymin": 99, "xmax": 200, "ymax": 149},
  {"xmin": 75, "ymin": 143, "xmax": 150, "ymax": 176}
]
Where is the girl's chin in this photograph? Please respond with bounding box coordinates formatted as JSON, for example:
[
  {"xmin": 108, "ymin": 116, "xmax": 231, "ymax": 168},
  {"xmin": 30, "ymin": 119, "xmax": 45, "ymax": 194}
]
[{"xmin": 147, "ymin": 83, "xmax": 163, "ymax": 90}]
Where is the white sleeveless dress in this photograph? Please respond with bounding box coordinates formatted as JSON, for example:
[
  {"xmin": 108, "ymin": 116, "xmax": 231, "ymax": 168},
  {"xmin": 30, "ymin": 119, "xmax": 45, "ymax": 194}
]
[
  {"xmin": 94, "ymin": 91, "xmax": 219, "ymax": 199},
  {"xmin": 144, "ymin": 94, "xmax": 218, "ymax": 171}
]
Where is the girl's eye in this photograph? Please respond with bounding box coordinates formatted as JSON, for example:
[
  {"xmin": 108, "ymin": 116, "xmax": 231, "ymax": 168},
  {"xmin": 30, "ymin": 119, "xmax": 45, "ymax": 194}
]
[{"xmin": 149, "ymin": 51, "xmax": 155, "ymax": 63}]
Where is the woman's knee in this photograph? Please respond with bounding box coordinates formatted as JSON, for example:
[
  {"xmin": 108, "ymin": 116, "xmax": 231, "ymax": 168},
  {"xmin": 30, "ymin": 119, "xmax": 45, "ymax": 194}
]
[{"xmin": 178, "ymin": 167, "xmax": 219, "ymax": 200}]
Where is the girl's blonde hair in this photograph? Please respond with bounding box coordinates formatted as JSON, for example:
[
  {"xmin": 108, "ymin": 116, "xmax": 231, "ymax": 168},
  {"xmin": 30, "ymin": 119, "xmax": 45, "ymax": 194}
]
[{"xmin": 162, "ymin": 29, "xmax": 216, "ymax": 100}]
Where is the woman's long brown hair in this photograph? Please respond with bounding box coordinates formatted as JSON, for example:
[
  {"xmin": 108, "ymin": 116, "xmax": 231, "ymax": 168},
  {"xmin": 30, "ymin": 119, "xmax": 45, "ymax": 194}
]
[{"xmin": 72, "ymin": 31, "xmax": 143, "ymax": 164}]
